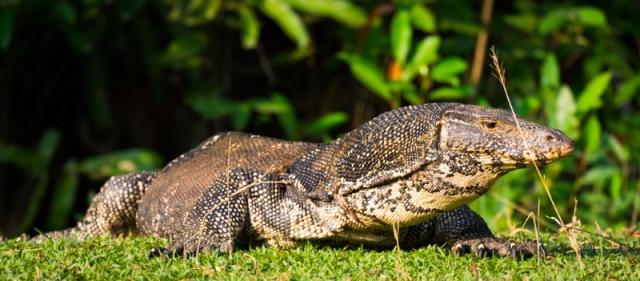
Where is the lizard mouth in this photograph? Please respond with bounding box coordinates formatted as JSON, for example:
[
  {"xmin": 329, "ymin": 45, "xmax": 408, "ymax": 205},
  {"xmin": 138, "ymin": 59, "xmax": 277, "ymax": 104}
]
[
  {"xmin": 475, "ymin": 145, "xmax": 573, "ymax": 169},
  {"xmin": 559, "ymin": 143, "xmax": 574, "ymax": 157}
]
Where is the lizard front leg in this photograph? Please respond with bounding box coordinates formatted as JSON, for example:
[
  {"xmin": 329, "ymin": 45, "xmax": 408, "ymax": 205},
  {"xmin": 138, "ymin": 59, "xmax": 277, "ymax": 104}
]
[
  {"xmin": 148, "ymin": 172, "xmax": 251, "ymax": 258},
  {"xmin": 402, "ymin": 205, "xmax": 545, "ymax": 258}
]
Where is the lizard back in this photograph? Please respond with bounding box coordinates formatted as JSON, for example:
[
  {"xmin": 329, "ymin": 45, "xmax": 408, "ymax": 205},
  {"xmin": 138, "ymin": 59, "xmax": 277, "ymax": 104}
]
[{"xmin": 135, "ymin": 132, "xmax": 316, "ymax": 238}]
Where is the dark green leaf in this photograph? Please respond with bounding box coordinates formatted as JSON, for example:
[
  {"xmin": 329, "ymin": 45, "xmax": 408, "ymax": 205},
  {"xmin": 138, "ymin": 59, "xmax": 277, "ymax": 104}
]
[
  {"xmin": 78, "ymin": 149, "xmax": 162, "ymax": 180},
  {"xmin": 613, "ymin": 74, "xmax": 640, "ymax": 106},
  {"xmin": 285, "ymin": 0, "xmax": 367, "ymax": 27},
  {"xmin": 272, "ymin": 94, "xmax": 298, "ymax": 140},
  {"xmin": 188, "ymin": 94, "xmax": 240, "ymax": 120},
  {"xmin": 203, "ymin": 0, "xmax": 222, "ymax": 20},
  {"xmin": 584, "ymin": 114, "xmax": 601, "ymax": 158},
  {"xmin": 302, "ymin": 112, "xmax": 348, "ymax": 137},
  {"xmin": 253, "ymin": 94, "xmax": 298, "ymax": 139},
  {"xmin": 339, "ymin": 54, "xmax": 391, "ymax": 101},
  {"xmin": 19, "ymin": 130, "xmax": 60, "ymax": 233},
  {"xmin": 430, "ymin": 57, "xmax": 467, "ymax": 86},
  {"xmin": 609, "ymin": 169, "xmax": 622, "ymax": 201},
  {"xmin": 231, "ymin": 104, "xmax": 252, "ymax": 131},
  {"xmin": 576, "ymin": 71, "xmax": 612, "ymax": 114},
  {"xmin": 402, "ymin": 89, "xmax": 422, "ymax": 105},
  {"xmin": 553, "ymin": 86, "xmax": 579, "ymax": 139},
  {"xmin": 0, "ymin": 7, "xmax": 16, "ymax": 51},
  {"xmin": 238, "ymin": 4, "xmax": 261, "ymax": 49},
  {"xmin": 503, "ymin": 13, "xmax": 537, "ymax": 33},
  {"xmin": 429, "ymin": 86, "xmax": 474, "ymax": 100},
  {"xmin": 439, "ymin": 19, "xmax": 481, "ymax": 36},
  {"xmin": 46, "ymin": 162, "xmax": 79, "ymax": 230},
  {"xmin": 538, "ymin": 8, "xmax": 567, "ymax": 35},
  {"xmin": 169, "ymin": 0, "xmax": 221, "ymax": 25},
  {"xmin": 390, "ymin": 9, "xmax": 412, "ymax": 66},
  {"xmin": 540, "ymin": 53, "xmax": 560, "ymax": 89},
  {"xmin": 37, "ymin": 129, "xmax": 61, "ymax": 165},
  {"xmin": 405, "ymin": 36, "xmax": 440, "ymax": 80},
  {"xmin": 252, "ymin": 95, "xmax": 291, "ymax": 114},
  {"xmin": 576, "ymin": 6, "xmax": 607, "ymax": 28},
  {"xmin": 261, "ymin": 0, "xmax": 310, "ymax": 49},
  {"xmin": 0, "ymin": 143, "xmax": 35, "ymax": 171},
  {"xmin": 160, "ymin": 32, "xmax": 208, "ymax": 69},
  {"xmin": 580, "ymin": 166, "xmax": 615, "ymax": 187},
  {"xmin": 410, "ymin": 4, "xmax": 436, "ymax": 32},
  {"xmin": 52, "ymin": 1, "xmax": 77, "ymax": 24},
  {"xmin": 607, "ymin": 134, "xmax": 629, "ymax": 162}
]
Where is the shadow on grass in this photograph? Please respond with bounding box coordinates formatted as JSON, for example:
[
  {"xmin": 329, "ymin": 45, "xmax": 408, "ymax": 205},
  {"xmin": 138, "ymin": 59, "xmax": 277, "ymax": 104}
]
[
  {"xmin": 549, "ymin": 245, "xmax": 640, "ymax": 257},
  {"xmin": 300, "ymin": 239, "xmax": 640, "ymax": 260}
]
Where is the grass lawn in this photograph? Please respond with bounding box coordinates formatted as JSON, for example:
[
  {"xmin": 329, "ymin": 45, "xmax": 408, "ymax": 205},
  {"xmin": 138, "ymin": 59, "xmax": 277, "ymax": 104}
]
[{"xmin": 1, "ymin": 234, "xmax": 638, "ymax": 280}]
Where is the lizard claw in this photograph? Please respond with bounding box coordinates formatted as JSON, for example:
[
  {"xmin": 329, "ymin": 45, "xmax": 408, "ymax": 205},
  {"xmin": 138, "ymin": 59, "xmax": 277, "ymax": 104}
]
[
  {"xmin": 147, "ymin": 246, "xmax": 169, "ymax": 258},
  {"xmin": 450, "ymin": 238, "xmax": 546, "ymax": 259},
  {"xmin": 147, "ymin": 244, "xmax": 200, "ymax": 258},
  {"xmin": 508, "ymin": 241, "xmax": 518, "ymax": 258},
  {"xmin": 148, "ymin": 238, "xmax": 234, "ymax": 258},
  {"xmin": 452, "ymin": 242, "xmax": 469, "ymax": 256},
  {"xmin": 536, "ymin": 242, "xmax": 546, "ymax": 258},
  {"xmin": 147, "ymin": 245, "xmax": 190, "ymax": 258},
  {"xmin": 475, "ymin": 242, "xmax": 487, "ymax": 257}
]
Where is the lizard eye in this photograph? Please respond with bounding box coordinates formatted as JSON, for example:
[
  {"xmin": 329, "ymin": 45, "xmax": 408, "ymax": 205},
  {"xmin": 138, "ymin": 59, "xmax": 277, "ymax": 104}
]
[{"xmin": 483, "ymin": 121, "xmax": 498, "ymax": 129}]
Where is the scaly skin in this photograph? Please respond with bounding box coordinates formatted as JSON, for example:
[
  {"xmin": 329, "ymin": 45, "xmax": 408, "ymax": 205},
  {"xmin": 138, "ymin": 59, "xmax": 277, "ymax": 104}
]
[{"xmin": 33, "ymin": 103, "xmax": 574, "ymax": 258}]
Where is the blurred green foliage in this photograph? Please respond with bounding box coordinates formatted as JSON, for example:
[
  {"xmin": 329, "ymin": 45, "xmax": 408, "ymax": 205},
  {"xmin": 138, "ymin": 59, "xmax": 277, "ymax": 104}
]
[{"xmin": 0, "ymin": 0, "xmax": 638, "ymax": 236}]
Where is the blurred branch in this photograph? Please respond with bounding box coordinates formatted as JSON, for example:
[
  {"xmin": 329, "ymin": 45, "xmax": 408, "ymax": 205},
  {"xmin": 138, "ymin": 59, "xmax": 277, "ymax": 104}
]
[
  {"xmin": 257, "ymin": 43, "xmax": 277, "ymax": 86},
  {"xmin": 468, "ymin": 0, "xmax": 494, "ymax": 86}
]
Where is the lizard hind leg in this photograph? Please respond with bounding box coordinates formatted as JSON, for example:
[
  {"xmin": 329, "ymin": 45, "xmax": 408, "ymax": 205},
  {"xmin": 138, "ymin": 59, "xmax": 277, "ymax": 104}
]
[{"xmin": 32, "ymin": 172, "xmax": 156, "ymax": 241}]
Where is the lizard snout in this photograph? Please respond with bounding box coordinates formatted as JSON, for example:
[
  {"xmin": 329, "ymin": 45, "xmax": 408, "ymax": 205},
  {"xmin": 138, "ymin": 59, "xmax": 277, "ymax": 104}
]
[{"xmin": 536, "ymin": 128, "xmax": 574, "ymax": 162}]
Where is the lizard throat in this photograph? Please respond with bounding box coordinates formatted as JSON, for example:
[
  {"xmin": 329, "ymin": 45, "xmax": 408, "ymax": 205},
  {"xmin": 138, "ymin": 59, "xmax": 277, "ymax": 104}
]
[{"xmin": 343, "ymin": 161, "xmax": 501, "ymax": 229}]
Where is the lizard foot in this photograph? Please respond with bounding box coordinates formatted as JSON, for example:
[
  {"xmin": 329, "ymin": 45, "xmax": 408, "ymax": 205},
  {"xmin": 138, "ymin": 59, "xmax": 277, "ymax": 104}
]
[
  {"xmin": 147, "ymin": 240, "xmax": 235, "ymax": 258},
  {"xmin": 451, "ymin": 238, "xmax": 545, "ymax": 259}
]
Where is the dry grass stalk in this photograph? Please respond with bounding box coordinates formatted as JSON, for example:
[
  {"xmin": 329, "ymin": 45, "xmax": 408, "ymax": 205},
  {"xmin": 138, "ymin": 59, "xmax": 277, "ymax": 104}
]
[
  {"xmin": 489, "ymin": 193, "xmax": 553, "ymax": 229},
  {"xmin": 488, "ymin": 46, "xmax": 583, "ymax": 264},
  {"xmin": 533, "ymin": 200, "xmax": 541, "ymax": 264},
  {"xmin": 493, "ymin": 191, "xmax": 628, "ymax": 249},
  {"xmin": 391, "ymin": 222, "xmax": 409, "ymax": 281},
  {"xmin": 224, "ymin": 137, "xmax": 234, "ymax": 258},
  {"xmin": 632, "ymin": 181, "xmax": 640, "ymax": 230}
]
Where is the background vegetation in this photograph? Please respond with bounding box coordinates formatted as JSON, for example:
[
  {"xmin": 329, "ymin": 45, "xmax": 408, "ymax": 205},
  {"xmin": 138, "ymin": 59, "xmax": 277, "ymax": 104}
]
[{"xmin": 0, "ymin": 0, "xmax": 638, "ymax": 242}]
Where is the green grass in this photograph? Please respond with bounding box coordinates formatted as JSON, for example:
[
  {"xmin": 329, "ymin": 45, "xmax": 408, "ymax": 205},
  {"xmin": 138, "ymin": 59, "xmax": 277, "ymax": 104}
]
[{"xmin": 1, "ymin": 234, "xmax": 638, "ymax": 280}]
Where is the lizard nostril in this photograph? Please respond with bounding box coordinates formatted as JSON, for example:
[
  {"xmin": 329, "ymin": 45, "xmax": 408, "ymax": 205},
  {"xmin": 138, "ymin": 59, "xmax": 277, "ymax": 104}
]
[{"xmin": 546, "ymin": 135, "xmax": 555, "ymax": 142}]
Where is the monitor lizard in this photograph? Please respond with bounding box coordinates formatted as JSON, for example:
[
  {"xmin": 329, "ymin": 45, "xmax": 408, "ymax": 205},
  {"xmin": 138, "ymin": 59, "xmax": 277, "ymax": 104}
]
[{"xmin": 33, "ymin": 103, "xmax": 574, "ymax": 258}]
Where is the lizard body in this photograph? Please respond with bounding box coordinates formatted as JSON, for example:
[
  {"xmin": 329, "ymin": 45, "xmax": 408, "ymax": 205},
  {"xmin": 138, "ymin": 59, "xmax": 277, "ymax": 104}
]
[{"xmin": 35, "ymin": 103, "xmax": 574, "ymax": 257}]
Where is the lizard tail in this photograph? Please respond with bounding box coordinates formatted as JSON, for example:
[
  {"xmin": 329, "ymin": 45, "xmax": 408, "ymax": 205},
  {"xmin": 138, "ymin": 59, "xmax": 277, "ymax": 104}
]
[{"xmin": 31, "ymin": 171, "xmax": 156, "ymax": 242}]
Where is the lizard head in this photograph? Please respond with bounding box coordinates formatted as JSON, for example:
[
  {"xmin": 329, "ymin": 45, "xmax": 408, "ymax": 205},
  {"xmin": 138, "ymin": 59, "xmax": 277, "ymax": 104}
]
[
  {"xmin": 321, "ymin": 103, "xmax": 574, "ymax": 228},
  {"xmin": 437, "ymin": 104, "xmax": 574, "ymax": 170}
]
